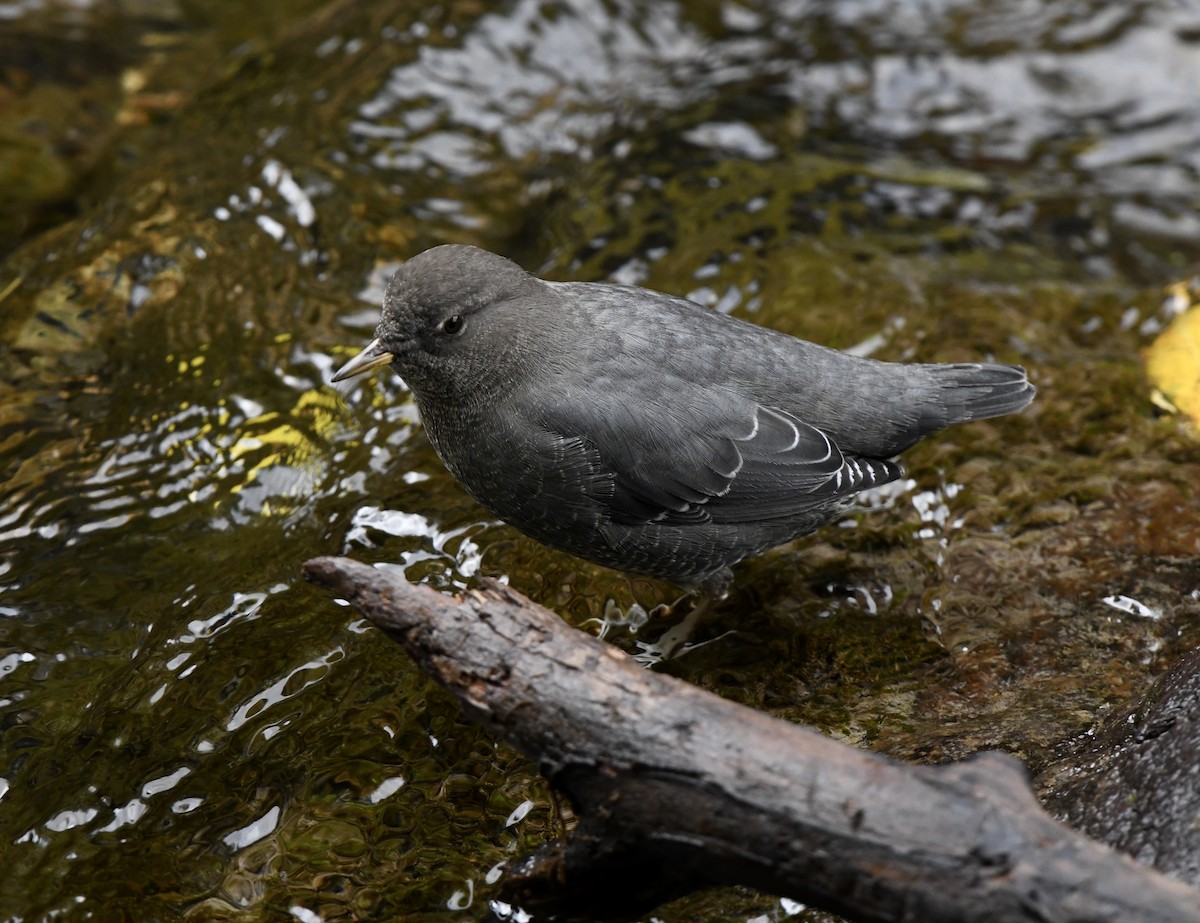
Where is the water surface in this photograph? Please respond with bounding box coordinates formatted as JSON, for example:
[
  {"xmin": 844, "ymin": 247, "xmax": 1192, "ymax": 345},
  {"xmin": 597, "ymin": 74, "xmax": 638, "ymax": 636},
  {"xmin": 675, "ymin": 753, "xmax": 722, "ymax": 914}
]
[{"xmin": 2, "ymin": 1, "xmax": 1199, "ymax": 921}]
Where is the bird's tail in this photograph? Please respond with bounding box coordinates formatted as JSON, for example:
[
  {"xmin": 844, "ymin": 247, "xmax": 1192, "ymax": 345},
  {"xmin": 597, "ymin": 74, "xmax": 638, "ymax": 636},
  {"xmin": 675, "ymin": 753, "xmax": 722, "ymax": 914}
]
[{"xmin": 921, "ymin": 363, "xmax": 1036, "ymax": 428}]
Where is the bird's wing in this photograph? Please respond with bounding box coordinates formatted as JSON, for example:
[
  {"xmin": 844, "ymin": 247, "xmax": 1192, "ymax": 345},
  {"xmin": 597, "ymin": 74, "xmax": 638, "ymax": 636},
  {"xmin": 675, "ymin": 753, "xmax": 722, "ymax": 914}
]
[{"xmin": 539, "ymin": 388, "xmax": 901, "ymax": 527}]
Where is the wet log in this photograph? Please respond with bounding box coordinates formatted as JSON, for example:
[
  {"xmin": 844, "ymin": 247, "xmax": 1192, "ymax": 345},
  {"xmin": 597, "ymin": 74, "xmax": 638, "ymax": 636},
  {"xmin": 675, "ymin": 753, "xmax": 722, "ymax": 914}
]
[
  {"xmin": 1040, "ymin": 646, "xmax": 1200, "ymax": 886},
  {"xmin": 302, "ymin": 555, "xmax": 1200, "ymax": 923}
]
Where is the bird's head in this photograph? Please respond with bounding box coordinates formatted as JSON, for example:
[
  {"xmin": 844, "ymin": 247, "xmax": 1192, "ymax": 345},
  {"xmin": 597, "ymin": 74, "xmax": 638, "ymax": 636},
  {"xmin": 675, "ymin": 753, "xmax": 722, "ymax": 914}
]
[{"xmin": 333, "ymin": 245, "xmax": 551, "ymax": 407}]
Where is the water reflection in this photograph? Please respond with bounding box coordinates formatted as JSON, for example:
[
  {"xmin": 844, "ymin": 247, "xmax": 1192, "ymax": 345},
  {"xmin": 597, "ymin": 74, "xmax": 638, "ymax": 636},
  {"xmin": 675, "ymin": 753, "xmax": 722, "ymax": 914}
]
[
  {"xmin": 344, "ymin": 506, "xmax": 489, "ymax": 588},
  {"xmin": 353, "ymin": 0, "xmax": 715, "ymax": 171},
  {"xmin": 223, "ymin": 804, "xmax": 281, "ymax": 850},
  {"xmin": 216, "ymin": 158, "xmax": 325, "ymax": 267},
  {"xmin": 344, "ymin": 0, "xmax": 1200, "ymax": 281},
  {"xmin": 226, "ymin": 647, "xmax": 343, "ymax": 734}
]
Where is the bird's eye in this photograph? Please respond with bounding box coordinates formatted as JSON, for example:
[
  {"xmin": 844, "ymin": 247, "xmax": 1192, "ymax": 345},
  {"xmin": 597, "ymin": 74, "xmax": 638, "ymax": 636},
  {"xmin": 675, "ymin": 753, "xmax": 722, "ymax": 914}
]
[{"xmin": 440, "ymin": 314, "xmax": 465, "ymax": 335}]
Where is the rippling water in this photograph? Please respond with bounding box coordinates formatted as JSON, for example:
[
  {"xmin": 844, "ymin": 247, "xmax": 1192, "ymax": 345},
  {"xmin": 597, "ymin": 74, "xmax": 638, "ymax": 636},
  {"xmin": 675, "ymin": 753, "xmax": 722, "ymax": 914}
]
[{"xmin": 2, "ymin": 1, "xmax": 1198, "ymax": 921}]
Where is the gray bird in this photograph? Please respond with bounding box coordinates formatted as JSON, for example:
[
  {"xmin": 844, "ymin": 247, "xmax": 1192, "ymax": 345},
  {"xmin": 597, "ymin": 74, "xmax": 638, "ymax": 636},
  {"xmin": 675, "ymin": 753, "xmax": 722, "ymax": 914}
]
[{"xmin": 334, "ymin": 244, "xmax": 1034, "ymax": 597}]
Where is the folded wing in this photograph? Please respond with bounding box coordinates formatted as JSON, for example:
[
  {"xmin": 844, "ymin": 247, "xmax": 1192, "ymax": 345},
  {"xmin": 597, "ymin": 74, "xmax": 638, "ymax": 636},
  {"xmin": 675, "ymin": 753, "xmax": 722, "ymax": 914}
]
[{"xmin": 539, "ymin": 388, "xmax": 903, "ymax": 528}]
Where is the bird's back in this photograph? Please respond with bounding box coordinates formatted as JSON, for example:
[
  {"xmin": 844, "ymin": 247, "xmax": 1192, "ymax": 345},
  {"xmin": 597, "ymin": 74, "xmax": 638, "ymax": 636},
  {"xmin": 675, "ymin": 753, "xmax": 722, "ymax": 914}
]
[{"xmin": 546, "ymin": 280, "xmax": 1034, "ymax": 458}]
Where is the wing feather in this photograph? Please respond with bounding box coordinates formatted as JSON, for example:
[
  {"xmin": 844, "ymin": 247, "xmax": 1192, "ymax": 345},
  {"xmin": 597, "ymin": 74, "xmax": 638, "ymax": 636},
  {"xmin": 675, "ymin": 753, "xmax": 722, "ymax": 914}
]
[{"xmin": 538, "ymin": 389, "xmax": 902, "ymax": 528}]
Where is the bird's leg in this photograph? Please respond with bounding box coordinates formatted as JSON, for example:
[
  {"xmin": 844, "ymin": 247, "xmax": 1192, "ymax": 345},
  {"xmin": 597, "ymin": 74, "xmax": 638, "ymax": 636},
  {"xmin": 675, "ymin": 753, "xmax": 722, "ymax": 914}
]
[
  {"xmin": 631, "ymin": 590, "xmax": 736, "ymax": 664},
  {"xmin": 647, "ymin": 592, "xmax": 714, "ymax": 658},
  {"xmin": 591, "ymin": 572, "xmax": 732, "ymax": 662}
]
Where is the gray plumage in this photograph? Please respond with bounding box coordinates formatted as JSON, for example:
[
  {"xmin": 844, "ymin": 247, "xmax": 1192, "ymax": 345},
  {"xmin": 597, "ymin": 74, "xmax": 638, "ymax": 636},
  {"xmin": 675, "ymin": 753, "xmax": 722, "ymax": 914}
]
[{"xmin": 334, "ymin": 244, "xmax": 1035, "ymax": 594}]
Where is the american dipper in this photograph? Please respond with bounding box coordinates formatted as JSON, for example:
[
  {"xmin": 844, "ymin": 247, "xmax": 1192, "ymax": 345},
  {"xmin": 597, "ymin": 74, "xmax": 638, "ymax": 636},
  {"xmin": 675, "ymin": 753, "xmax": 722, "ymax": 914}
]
[{"xmin": 334, "ymin": 245, "xmax": 1034, "ymax": 596}]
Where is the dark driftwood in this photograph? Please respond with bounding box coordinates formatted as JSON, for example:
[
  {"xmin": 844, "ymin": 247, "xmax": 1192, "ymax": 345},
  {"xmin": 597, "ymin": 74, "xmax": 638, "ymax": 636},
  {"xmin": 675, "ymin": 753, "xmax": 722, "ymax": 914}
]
[
  {"xmin": 302, "ymin": 555, "xmax": 1200, "ymax": 923},
  {"xmin": 1040, "ymin": 646, "xmax": 1200, "ymax": 886}
]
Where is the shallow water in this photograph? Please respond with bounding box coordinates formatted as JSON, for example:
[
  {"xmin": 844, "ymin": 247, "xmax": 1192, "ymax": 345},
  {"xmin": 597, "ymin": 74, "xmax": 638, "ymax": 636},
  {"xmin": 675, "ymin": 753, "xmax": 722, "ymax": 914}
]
[{"xmin": 2, "ymin": 1, "xmax": 1200, "ymax": 921}]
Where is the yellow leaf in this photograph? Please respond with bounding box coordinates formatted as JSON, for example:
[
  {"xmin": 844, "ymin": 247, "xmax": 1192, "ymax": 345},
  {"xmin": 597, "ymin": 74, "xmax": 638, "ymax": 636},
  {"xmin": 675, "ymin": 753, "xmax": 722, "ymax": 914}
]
[{"xmin": 1145, "ymin": 287, "xmax": 1200, "ymax": 425}]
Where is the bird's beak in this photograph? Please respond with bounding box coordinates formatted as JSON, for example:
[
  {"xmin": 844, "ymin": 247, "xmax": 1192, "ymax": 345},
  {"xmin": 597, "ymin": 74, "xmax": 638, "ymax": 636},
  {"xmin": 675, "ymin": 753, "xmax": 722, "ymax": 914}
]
[{"xmin": 332, "ymin": 338, "xmax": 395, "ymax": 383}]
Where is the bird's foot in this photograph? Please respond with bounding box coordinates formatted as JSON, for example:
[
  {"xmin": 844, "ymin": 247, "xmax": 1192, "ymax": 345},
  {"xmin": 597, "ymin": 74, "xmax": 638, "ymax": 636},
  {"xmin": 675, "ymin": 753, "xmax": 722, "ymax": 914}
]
[
  {"xmin": 588, "ymin": 593, "xmax": 731, "ymax": 664},
  {"xmin": 631, "ymin": 593, "xmax": 732, "ymax": 665}
]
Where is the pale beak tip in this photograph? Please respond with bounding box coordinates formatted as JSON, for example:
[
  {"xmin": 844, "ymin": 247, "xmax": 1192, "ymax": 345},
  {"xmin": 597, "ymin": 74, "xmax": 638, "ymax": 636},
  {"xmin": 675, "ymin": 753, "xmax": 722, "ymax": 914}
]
[{"xmin": 332, "ymin": 338, "xmax": 395, "ymax": 383}]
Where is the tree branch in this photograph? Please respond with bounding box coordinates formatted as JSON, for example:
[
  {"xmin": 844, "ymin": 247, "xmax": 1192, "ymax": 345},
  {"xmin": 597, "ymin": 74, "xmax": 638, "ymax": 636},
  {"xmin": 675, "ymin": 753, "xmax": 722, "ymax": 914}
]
[{"xmin": 303, "ymin": 555, "xmax": 1200, "ymax": 923}]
